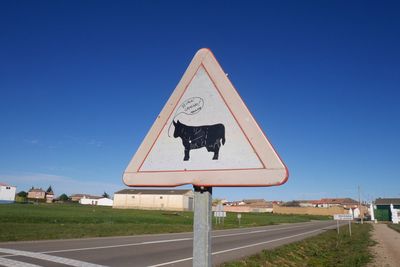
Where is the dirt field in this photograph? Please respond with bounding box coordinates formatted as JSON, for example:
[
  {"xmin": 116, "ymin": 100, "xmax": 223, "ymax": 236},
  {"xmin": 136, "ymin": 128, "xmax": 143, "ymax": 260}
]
[{"xmin": 369, "ymin": 223, "xmax": 400, "ymax": 267}]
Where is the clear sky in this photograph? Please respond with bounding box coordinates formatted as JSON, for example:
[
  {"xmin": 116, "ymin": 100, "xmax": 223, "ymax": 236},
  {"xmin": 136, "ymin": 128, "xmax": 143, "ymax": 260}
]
[{"xmin": 1, "ymin": 1, "xmax": 399, "ymax": 202}]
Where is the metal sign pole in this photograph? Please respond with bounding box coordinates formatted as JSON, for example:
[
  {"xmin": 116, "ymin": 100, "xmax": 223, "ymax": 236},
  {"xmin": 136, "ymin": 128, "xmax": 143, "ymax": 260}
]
[
  {"xmin": 348, "ymin": 221, "xmax": 352, "ymax": 236},
  {"xmin": 193, "ymin": 186, "xmax": 212, "ymax": 267},
  {"xmin": 336, "ymin": 220, "xmax": 339, "ymax": 235}
]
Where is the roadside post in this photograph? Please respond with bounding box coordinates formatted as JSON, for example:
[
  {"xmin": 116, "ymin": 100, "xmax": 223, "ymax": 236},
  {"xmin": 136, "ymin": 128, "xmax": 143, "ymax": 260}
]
[
  {"xmin": 348, "ymin": 220, "xmax": 352, "ymax": 236},
  {"xmin": 214, "ymin": 204, "xmax": 225, "ymax": 225},
  {"xmin": 123, "ymin": 48, "xmax": 288, "ymax": 266},
  {"xmin": 334, "ymin": 214, "xmax": 353, "ymax": 236},
  {"xmin": 237, "ymin": 213, "xmax": 242, "ymax": 226},
  {"xmin": 336, "ymin": 220, "xmax": 339, "ymax": 234}
]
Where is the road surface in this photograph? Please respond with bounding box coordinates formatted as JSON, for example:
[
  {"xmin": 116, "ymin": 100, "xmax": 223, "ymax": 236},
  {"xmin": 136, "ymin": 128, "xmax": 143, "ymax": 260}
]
[{"xmin": 0, "ymin": 220, "xmax": 338, "ymax": 267}]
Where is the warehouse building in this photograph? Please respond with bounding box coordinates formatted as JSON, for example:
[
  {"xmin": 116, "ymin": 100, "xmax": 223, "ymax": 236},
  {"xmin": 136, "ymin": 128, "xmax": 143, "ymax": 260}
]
[{"xmin": 113, "ymin": 189, "xmax": 194, "ymax": 211}]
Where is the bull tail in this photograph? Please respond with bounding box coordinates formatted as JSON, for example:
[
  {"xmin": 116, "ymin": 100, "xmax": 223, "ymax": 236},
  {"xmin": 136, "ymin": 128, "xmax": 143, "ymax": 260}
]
[{"xmin": 221, "ymin": 125, "xmax": 226, "ymax": 145}]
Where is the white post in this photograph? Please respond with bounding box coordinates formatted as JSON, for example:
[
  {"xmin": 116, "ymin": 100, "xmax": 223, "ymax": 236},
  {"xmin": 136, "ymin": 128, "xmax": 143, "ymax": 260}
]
[
  {"xmin": 348, "ymin": 221, "xmax": 352, "ymax": 236},
  {"xmin": 193, "ymin": 186, "xmax": 212, "ymax": 267},
  {"xmin": 337, "ymin": 220, "xmax": 339, "ymax": 234},
  {"xmin": 370, "ymin": 203, "xmax": 375, "ymax": 222},
  {"xmin": 358, "ymin": 185, "xmax": 363, "ymax": 224}
]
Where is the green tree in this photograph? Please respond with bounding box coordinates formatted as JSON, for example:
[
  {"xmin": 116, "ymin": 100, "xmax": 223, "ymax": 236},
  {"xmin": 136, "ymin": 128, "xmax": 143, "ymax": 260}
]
[
  {"xmin": 17, "ymin": 191, "xmax": 27, "ymax": 197},
  {"xmin": 59, "ymin": 194, "xmax": 70, "ymax": 202},
  {"xmin": 15, "ymin": 191, "xmax": 28, "ymax": 203},
  {"xmin": 212, "ymin": 198, "xmax": 222, "ymax": 205},
  {"xmin": 102, "ymin": 192, "xmax": 110, "ymax": 198}
]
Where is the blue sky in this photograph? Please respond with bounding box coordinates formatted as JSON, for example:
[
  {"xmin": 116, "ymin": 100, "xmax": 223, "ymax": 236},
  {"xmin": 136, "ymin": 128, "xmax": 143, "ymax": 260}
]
[{"xmin": 1, "ymin": 1, "xmax": 399, "ymax": 201}]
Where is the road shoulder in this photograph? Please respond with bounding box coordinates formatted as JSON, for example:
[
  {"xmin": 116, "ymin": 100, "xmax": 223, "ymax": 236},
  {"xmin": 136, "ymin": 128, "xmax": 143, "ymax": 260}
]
[{"xmin": 369, "ymin": 223, "xmax": 400, "ymax": 267}]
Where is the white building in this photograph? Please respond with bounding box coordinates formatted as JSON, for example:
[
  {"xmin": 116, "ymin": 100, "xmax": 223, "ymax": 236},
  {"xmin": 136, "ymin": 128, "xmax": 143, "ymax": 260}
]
[
  {"xmin": 0, "ymin": 183, "xmax": 16, "ymax": 203},
  {"xmin": 79, "ymin": 196, "xmax": 113, "ymax": 206},
  {"xmin": 113, "ymin": 189, "xmax": 194, "ymax": 211}
]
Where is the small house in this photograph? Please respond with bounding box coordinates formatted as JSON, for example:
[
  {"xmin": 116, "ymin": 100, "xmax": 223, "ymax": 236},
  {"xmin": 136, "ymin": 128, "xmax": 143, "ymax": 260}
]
[
  {"xmin": 0, "ymin": 183, "xmax": 16, "ymax": 203},
  {"xmin": 27, "ymin": 187, "xmax": 46, "ymax": 201}
]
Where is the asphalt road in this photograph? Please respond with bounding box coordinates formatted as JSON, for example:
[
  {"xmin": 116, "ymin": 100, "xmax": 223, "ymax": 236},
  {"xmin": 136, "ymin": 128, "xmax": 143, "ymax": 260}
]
[{"xmin": 0, "ymin": 220, "xmax": 339, "ymax": 267}]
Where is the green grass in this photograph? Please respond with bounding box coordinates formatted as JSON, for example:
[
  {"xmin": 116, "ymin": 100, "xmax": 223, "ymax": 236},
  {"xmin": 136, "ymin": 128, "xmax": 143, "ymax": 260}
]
[
  {"xmin": 212, "ymin": 212, "xmax": 329, "ymax": 230},
  {"xmin": 388, "ymin": 223, "xmax": 400, "ymax": 233},
  {"xmin": 220, "ymin": 224, "xmax": 375, "ymax": 267},
  {"xmin": 0, "ymin": 203, "xmax": 329, "ymax": 242}
]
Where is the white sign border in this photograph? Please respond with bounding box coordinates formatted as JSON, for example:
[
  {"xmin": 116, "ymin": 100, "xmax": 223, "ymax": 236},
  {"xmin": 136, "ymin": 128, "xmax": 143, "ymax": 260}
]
[{"xmin": 123, "ymin": 48, "xmax": 288, "ymax": 187}]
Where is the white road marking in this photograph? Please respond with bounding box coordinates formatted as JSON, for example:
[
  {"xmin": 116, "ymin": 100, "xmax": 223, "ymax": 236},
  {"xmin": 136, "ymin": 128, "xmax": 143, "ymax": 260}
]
[
  {"xmin": 39, "ymin": 237, "xmax": 193, "ymax": 254},
  {"xmin": 0, "ymin": 257, "xmax": 41, "ymax": 267},
  {"xmin": 213, "ymin": 224, "xmax": 313, "ymax": 238},
  {"xmin": 147, "ymin": 227, "xmax": 326, "ymax": 267},
  {"xmin": 0, "ymin": 248, "xmax": 106, "ymax": 267},
  {"xmin": 0, "ymin": 222, "xmax": 335, "ymax": 267},
  {"xmin": 212, "ymin": 228, "xmax": 323, "ymax": 255},
  {"xmin": 36, "ymin": 223, "xmax": 325, "ymax": 254},
  {"xmin": 147, "ymin": 257, "xmax": 193, "ymax": 267}
]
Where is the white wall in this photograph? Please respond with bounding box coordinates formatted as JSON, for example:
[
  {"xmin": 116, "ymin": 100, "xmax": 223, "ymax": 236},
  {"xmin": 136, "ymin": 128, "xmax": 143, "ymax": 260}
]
[
  {"xmin": 391, "ymin": 204, "xmax": 399, "ymax": 224},
  {"xmin": 351, "ymin": 207, "xmax": 360, "ymax": 218},
  {"xmin": 0, "ymin": 185, "xmax": 16, "ymax": 202},
  {"xmin": 98, "ymin": 198, "xmax": 113, "ymax": 206},
  {"xmin": 80, "ymin": 197, "xmax": 113, "ymax": 206},
  {"xmin": 113, "ymin": 193, "xmax": 193, "ymax": 211}
]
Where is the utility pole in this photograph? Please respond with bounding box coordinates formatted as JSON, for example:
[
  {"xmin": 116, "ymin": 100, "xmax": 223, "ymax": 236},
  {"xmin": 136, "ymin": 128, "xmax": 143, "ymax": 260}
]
[{"xmin": 358, "ymin": 185, "xmax": 363, "ymax": 224}]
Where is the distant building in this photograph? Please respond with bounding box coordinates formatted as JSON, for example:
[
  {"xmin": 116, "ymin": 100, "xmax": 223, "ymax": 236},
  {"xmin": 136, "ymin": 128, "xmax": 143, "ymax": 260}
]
[
  {"xmin": 113, "ymin": 189, "xmax": 194, "ymax": 211},
  {"xmin": 224, "ymin": 201, "xmax": 246, "ymax": 206},
  {"xmin": 0, "ymin": 183, "xmax": 16, "ymax": 203},
  {"xmin": 222, "ymin": 199, "xmax": 273, "ymax": 213},
  {"xmin": 70, "ymin": 194, "xmax": 100, "ymax": 202},
  {"xmin": 45, "ymin": 186, "xmax": 55, "ymax": 203},
  {"xmin": 311, "ymin": 198, "xmax": 359, "ymax": 209},
  {"xmin": 296, "ymin": 200, "xmax": 315, "ymax": 207},
  {"xmin": 274, "ymin": 197, "xmax": 364, "ymax": 217},
  {"xmin": 242, "ymin": 199, "xmax": 266, "ymax": 205},
  {"xmin": 79, "ymin": 196, "xmax": 113, "ymax": 206},
  {"xmin": 374, "ymin": 198, "xmax": 400, "ymax": 222},
  {"xmin": 27, "ymin": 188, "xmax": 46, "ymax": 201},
  {"xmin": 27, "ymin": 186, "xmax": 56, "ymax": 203}
]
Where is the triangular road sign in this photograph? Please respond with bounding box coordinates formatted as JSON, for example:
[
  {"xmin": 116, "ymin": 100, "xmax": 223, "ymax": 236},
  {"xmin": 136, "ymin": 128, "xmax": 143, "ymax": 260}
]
[{"xmin": 123, "ymin": 48, "xmax": 288, "ymax": 187}]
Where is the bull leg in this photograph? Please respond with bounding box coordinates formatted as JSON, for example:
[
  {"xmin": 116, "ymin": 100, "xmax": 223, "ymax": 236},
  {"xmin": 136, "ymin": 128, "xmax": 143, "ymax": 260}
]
[
  {"xmin": 184, "ymin": 148, "xmax": 190, "ymax": 161},
  {"xmin": 212, "ymin": 142, "xmax": 220, "ymax": 160}
]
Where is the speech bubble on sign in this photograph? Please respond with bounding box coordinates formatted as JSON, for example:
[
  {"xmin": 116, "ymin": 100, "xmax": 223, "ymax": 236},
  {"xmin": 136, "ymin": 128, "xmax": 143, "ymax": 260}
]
[
  {"xmin": 168, "ymin": 97, "xmax": 205, "ymax": 137},
  {"xmin": 176, "ymin": 97, "xmax": 204, "ymax": 116}
]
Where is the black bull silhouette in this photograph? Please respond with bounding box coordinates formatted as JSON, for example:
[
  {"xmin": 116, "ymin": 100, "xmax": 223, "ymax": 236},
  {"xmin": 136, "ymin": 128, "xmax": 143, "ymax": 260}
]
[{"xmin": 172, "ymin": 120, "xmax": 226, "ymax": 161}]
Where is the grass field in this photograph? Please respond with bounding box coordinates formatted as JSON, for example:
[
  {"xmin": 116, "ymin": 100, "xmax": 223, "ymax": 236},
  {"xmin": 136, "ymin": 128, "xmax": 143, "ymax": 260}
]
[
  {"xmin": 388, "ymin": 223, "xmax": 400, "ymax": 233},
  {"xmin": 220, "ymin": 223, "xmax": 375, "ymax": 267},
  {"xmin": 0, "ymin": 203, "xmax": 329, "ymax": 242}
]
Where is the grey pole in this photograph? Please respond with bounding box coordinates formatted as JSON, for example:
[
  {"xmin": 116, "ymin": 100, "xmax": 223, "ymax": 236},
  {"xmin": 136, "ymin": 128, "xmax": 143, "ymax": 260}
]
[
  {"xmin": 193, "ymin": 186, "xmax": 212, "ymax": 267},
  {"xmin": 336, "ymin": 220, "xmax": 339, "ymax": 235},
  {"xmin": 349, "ymin": 221, "xmax": 352, "ymax": 236},
  {"xmin": 358, "ymin": 185, "xmax": 364, "ymax": 224}
]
